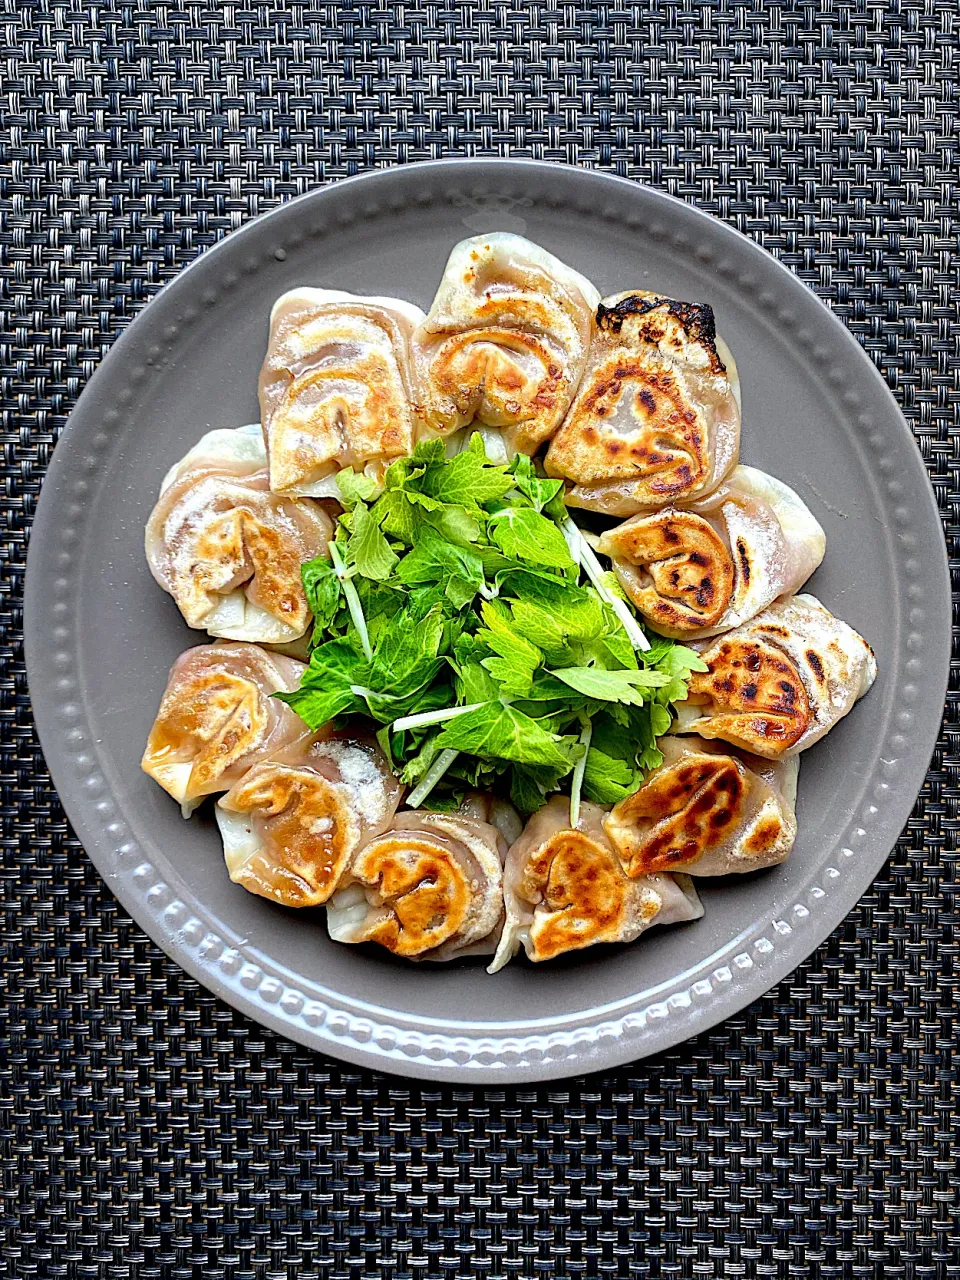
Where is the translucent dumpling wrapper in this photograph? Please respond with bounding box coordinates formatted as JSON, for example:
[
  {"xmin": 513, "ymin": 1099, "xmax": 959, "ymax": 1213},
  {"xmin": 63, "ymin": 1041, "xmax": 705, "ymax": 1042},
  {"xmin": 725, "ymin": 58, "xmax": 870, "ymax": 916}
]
[
  {"xmin": 145, "ymin": 424, "xmax": 332, "ymax": 643},
  {"xmin": 327, "ymin": 812, "xmax": 507, "ymax": 961},
  {"xmin": 673, "ymin": 593, "xmax": 877, "ymax": 758},
  {"xmin": 216, "ymin": 735, "xmax": 403, "ymax": 907},
  {"xmin": 488, "ymin": 797, "xmax": 703, "ymax": 972},
  {"xmin": 544, "ymin": 291, "xmax": 741, "ymax": 514},
  {"xmin": 258, "ymin": 288, "xmax": 425, "ymax": 496},
  {"xmin": 412, "ymin": 233, "xmax": 601, "ymax": 454},
  {"xmin": 596, "ymin": 465, "xmax": 825, "ymax": 639},
  {"xmin": 450, "ymin": 791, "xmax": 524, "ymax": 848},
  {"xmin": 141, "ymin": 641, "xmax": 309, "ymax": 815},
  {"xmin": 603, "ymin": 736, "xmax": 799, "ymax": 877}
]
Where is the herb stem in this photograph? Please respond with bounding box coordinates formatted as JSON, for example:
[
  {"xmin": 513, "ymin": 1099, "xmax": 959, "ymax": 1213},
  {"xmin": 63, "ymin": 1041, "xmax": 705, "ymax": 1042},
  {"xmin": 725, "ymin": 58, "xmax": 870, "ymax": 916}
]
[
  {"xmin": 391, "ymin": 703, "xmax": 484, "ymax": 733},
  {"xmin": 569, "ymin": 717, "xmax": 592, "ymax": 829},
  {"xmin": 406, "ymin": 749, "xmax": 460, "ymax": 808},
  {"xmin": 562, "ymin": 518, "xmax": 650, "ymax": 652},
  {"xmin": 329, "ymin": 540, "xmax": 373, "ymax": 661}
]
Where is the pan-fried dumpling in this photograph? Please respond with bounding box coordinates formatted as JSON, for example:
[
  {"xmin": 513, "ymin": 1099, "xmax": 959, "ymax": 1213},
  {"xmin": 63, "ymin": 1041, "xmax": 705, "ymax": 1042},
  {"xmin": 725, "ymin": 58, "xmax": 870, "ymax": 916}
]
[
  {"xmin": 488, "ymin": 797, "xmax": 703, "ymax": 972},
  {"xmin": 544, "ymin": 291, "xmax": 741, "ymax": 514},
  {"xmin": 604, "ymin": 736, "xmax": 798, "ymax": 876},
  {"xmin": 258, "ymin": 288, "xmax": 425, "ymax": 496},
  {"xmin": 146, "ymin": 424, "xmax": 332, "ymax": 643},
  {"xmin": 412, "ymin": 234, "xmax": 600, "ymax": 454},
  {"xmin": 142, "ymin": 641, "xmax": 309, "ymax": 815},
  {"xmin": 673, "ymin": 594, "xmax": 877, "ymax": 758},
  {"xmin": 327, "ymin": 812, "xmax": 506, "ymax": 961},
  {"xmin": 216, "ymin": 736, "xmax": 402, "ymax": 907},
  {"xmin": 449, "ymin": 791, "xmax": 524, "ymax": 847},
  {"xmin": 595, "ymin": 466, "xmax": 825, "ymax": 639}
]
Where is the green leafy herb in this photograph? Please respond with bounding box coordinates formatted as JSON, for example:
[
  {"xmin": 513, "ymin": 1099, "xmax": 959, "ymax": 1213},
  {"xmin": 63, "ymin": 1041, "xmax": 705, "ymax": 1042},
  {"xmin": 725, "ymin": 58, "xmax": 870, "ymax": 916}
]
[{"xmin": 284, "ymin": 434, "xmax": 704, "ymax": 810}]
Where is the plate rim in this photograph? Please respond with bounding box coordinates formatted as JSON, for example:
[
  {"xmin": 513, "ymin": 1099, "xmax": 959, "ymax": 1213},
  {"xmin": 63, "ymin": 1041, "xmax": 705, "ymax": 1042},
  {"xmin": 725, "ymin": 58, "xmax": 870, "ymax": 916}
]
[{"xmin": 24, "ymin": 159, "xmax": 951, "ymax": 1082}]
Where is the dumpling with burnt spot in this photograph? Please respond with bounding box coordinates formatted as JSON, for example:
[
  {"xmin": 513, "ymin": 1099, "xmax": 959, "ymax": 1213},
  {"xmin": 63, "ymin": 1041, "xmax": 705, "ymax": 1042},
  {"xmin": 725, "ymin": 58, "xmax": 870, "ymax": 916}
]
[
  {"xmin": 327, "ymin": 812, "xmax": 506, "ymax": 961},
  {"xmin": 412, "ymin": 234, "xmax": 600, "ymax": 454},
  {"xmin": 215, "ymin": 736, "xmax": 403, "ymax": 907},
  {"xmin": 673, "ymin": 594, "xmax": 877, "ymax": 758},
  {"xmin": 141, "ymin": 641, "xmax": 309, "ymax": 815},
  {"xmin": 258, "ymin": 288, "xmax": 425, "ymax": 496},
  {"xmin": 146, "ymin": 424, "xmax": 332, "ymax": 643},
  {"xmin": 488, "ymin": 797, "xmax": 703, "ymax": 972},
  {"xmin": 604, "ymin": 736, "xmax": 798, "ymax": 877},
  {"xmin": 596, "ymin": 466, "xmax": 825, "ymax": 639},
  {"xmin": 544, "ymin": 291, "xmax": 741, "ymax": 514}
]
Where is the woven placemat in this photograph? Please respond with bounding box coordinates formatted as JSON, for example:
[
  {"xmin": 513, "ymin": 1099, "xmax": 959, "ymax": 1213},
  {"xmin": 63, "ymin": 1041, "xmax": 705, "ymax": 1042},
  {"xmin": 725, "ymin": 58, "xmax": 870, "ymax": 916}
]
[{"xmin": 1, "ymin": 2, "xmax": 958, "ymax": 1276}]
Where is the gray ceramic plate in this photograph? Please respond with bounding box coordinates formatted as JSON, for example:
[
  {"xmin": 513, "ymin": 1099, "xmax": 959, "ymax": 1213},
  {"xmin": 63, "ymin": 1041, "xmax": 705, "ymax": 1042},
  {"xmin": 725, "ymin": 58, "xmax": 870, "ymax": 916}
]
[{"xmin": 24, "ymin": 161, "xmax": 950, "ymax": 1082}]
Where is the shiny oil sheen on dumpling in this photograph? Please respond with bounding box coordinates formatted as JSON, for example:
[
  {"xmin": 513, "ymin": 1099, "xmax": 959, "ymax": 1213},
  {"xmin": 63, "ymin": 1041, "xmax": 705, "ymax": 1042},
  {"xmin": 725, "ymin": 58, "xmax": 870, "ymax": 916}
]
[
  {"xmin": 258, "ymin": 288, "xmax": 425, "ymax": 496},
  {"xmin": 412, "ymin": 234, "xmax": 600, "ymax": 454},
  {"xmin": 215, "ymin": 736, "xmax": 402, "ymax": 908},
  {"xmin": 673, "ymin": 594, "xmax": 877, "ymax": 758},
  {"xmin": 544, "ymin": 291, "xmax": 741, "ymax": 514},
  {"xmin": 327, "ymin": 811, "xmax": 506, "ymax": 961},
  {"xmin": 488, "ymin": 797, "xmax": 703, "ymax": 972},
  {"xmin": 145, "ymin": 425, "xmax": 332, "ymax": 643},
  {"xmin": 604, "ymin": 736, "xmax": 798, "ymax": 877},
  {"xmin": 141, "ymin": 641, "xmax": 308, "ymax": 815},
  {"xmin": 596, "ymin": 466, "xmax": 825, "ymax": 639}
]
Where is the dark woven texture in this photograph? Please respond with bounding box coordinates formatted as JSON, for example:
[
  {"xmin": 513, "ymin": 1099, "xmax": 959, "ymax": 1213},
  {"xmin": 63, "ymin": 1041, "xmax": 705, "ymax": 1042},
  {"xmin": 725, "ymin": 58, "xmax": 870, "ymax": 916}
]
[{"xmin": 1, "ymin": 2, "xmax": 958, "ymax": 1276}]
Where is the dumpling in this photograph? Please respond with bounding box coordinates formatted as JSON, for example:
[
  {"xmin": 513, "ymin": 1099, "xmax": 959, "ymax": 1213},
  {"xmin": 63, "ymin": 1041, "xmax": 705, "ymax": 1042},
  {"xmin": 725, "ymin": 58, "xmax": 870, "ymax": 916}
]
[
  {"xmin": 258, "ymin": 288, "xmax": 425, "ymax": 496},
  {"xmin": 544, "ymin": 291, "xmax": 741, "ymax": 514},
  {"xmin": 216, "ymin": 735, "xmax": 402, "ymax": 907},
  {"xmin": 145, "ymin": 424, "xmax": 332, "ymax": 643},
  {"xmin": 603, "ymin": 736, "xmax": 798, "ymax": 877},
  {"xmin": 673, "ymin": 594, "xmax": 877, "ymax": 758},
  {"xmin": 412, "ymin": 234, "xmax": 600, "ymax": 454},
  {"xmin": 595, "ymin": 465, "xmax": 825, "ymax": 639},
  {"xmin": 488, "ymin": 797, "xmax": 703, "ymax": 972},
  {"xmin": 450, "ymin": 791, "xmax": 524, "ymax": 847},
  {"xmin": 141, "ymin": 641, "xmax": 309, "ymax": 815},
  {"xmin": 327, "ymin": 812, "xmax": 506, "ymax": 961}
]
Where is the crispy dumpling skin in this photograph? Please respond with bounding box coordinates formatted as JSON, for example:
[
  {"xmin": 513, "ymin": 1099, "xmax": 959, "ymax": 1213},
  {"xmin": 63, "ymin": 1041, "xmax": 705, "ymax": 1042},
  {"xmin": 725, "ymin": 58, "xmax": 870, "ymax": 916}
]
[
  {"xmin": 258, "ymin": 288, "xmax": 425, "ymax": 496},
  {"xmin": 596, "ymin": 466, "xmax": 825, "ymax": 639},
  {"xmin": 216, "ymin": 735, "xmax": 402, "ymax": 908},
  {"xmin": 412, "ymin": 234, "xmax": 600, "ymax": 454},
  {"xmin": 673, "ymin": 593, "xmax": 877, "ymax": 758},
  {"xmin": 604, "ymin": 736, "xmax": 798, "ymax": 877},
  {"xmin": 145, "ymin": 425, "xmax": 332, "ymax": 643},
  {"xmin": 544, "ymin": 291, "xmax": 741, "ymax": 514},
  {"xmin": 327, "ymin": 812, "xmax": 507, "ymax": 961},
  {"xmin": 141, "ymin": 641, "xmax": 309, "ymax": 815},
  {"xmin": 488, "ymin": 797, "xmax": 703, "ymax": 972}
]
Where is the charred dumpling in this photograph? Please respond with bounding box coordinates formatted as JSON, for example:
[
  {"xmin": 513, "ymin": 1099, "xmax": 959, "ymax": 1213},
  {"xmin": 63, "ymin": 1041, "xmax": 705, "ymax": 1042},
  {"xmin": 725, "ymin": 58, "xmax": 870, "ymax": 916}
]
[
  {"xmin": 216, "ymin": 736, "xmax": 403, "ymax": 908},
  {"xmin": 259, "ymin": 288, "xmax": 425, "ymax": 495},
  {"xmin": 596, "ymin": 466, "xmax": 825, "ymax": 639},
  {"xmin": 141, "ymin": 641, "xmax": 309, "ymax": 815},
  {"xmin": 146, "ymin": 425, "xmax": 332, "ymax": 643},
  {"xmin": 327, "ymin": 812, "xmax": 507, "ymax": 960},
  {"xmin": 489, "ymin": 797, "xmax": 703, "ymax": 971},
  {"xmin": 604, "ymin": 736, "xmax": 798, "ymax": 877},
  {"xmin": 413, "ymin": 234, "xmax": 600, "ymax": 454},
  {"xmin": 544, "ymin": 291, "xmax": 741, "ymax": 514},
  {"xmin": 673, "ymin": 594, "xmax": 877, "ymax": 758}
]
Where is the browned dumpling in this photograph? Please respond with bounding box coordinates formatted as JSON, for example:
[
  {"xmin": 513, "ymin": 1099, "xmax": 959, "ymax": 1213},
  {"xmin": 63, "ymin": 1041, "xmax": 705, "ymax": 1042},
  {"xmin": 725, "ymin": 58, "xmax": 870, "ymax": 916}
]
[
  {"xmin": 141, "ymin": 641, "xmax": 309, "ymax": 815},
  {"xmin": 412, "ymin": 234, "xmax": 600, "ymax": 454},
  {"xmin": 596, "ymin": 466, "xmax": 825, "ymax": 640},
  {"xmin": 488, "ymin": 797, "xmax": 702, "ymax": 971},
  {"xmin": 327, "ymin": 812, "xmax": 506, "ymax": 961},
  {"xmin": 145, "ymin": 425, "xmax": 332, "ymax": 643},
  {"xmin": 258, "ymin": 288, "xmax": 425, "ymax": 495},
  {"xmin": 673, "ymin": 594, "xmax": 877, "ymax": 758},
  {"xmin": 215, "ymin": 736, "xmax": 403, "ymax": 908},
  {"xmin": 544, "ymin": 291, "xmax": 741, "ymax": 514},
  {"xmin": 603, "ymin": 736, "xmax": 798, "ymax": 877}
]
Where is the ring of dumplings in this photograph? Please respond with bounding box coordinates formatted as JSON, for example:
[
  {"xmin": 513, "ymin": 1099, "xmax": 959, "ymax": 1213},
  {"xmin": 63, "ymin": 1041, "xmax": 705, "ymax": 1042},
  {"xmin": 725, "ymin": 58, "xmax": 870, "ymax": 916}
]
[{"xmin": 140, "ymin": 231, "xmax": 878, "ymax": 972}]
